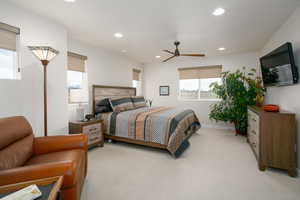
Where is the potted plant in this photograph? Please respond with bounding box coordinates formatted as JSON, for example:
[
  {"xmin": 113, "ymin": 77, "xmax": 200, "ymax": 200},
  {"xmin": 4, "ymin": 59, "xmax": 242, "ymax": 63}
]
[{"xmin": 209, "ymin": 67, "xmax": 265, "ymax": 135}]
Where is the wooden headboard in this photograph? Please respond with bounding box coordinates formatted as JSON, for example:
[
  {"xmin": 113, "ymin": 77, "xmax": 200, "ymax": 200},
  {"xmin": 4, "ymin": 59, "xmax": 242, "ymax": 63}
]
[{"xmin": 92, "ymin": 85, "xmax": 136, "ymax": 114}]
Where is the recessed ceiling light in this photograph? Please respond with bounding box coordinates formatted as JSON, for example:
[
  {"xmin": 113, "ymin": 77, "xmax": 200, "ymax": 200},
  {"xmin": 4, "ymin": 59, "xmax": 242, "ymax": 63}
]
[
  {"xmin": 121, "ymin": 50, "xmax": 127, "ymax": 53},
  {"xmin": 65, "ymin": 0, "xmax": 76, "ymax": 2},
  {"xmin": 213, "ymin": 8, "xmax": 225, "ymax": 16},
  {"xmin": 114, "ymin": 33, "xmax": 123, "ymax": 38},
  {"xmin": 218, "ymin": 47, "xmax": 226, "ymax": 51},
  {"xmin": 155, "ymin": 55, "xmax": 161, "ymax": 58}
]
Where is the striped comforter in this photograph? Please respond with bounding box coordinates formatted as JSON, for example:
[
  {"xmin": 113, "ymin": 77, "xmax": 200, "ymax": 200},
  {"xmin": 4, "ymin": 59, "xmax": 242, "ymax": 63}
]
[{"xmin": 99, "ymin": 107, "xmax": 201, "ymax": 156}]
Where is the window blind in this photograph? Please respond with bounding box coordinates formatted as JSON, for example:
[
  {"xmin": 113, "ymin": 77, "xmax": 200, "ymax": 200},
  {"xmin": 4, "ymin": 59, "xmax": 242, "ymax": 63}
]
[
  {"xmin": 0, "ymin": 22, "xmax": 20, "ymax": 51},
  {"xmin": 133, "ymin": 69, "xmax": 141, "ymax": 81},
  {"xmin": 178, "ymin": 65, "xmax": 222, "ymax": 80},
  {"xmin": 68, "ymin": 52, "xmax": 87, "ymax": 72}
]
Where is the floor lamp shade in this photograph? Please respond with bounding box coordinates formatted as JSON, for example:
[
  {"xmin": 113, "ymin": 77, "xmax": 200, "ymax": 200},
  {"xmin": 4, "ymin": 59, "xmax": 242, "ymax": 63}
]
[
  {"xmin": 28, "ymin": 46, "xmax": 59, "ymax": 136},
  {"xmin": 28, "ymin": 46, "xmax": 59, "ymax": 61}
]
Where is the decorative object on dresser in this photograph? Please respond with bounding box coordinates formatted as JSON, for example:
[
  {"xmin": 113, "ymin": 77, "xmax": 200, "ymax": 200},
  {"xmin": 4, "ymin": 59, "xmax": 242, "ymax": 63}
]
[
  {"xmin": 0, "ymin": 176, "xmax": 63, "ymax": 200},
  {"xmin": 262, "ymin": 104, "xmax": 280, "ymax": 112},
  {"xmin": 28, "ymin": 46, "xmax": 59, "ymax": 136},
  {"xmin": 247, "ymin": 106, "xmax": 296, "ymax": 177},
  {"xmin": 69, "ymin": 120, "xmax": 104, "ymax": 148}
]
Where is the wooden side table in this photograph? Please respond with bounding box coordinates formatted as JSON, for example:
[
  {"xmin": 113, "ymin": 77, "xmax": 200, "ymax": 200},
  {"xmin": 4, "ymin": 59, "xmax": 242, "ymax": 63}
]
[
  {"xmin": 0, "ymin": 176, "xmax": 63, "ymax": 200},
  {"xmin": 69, "ymin": 120, "xmax": 104, "ymax": 149}
]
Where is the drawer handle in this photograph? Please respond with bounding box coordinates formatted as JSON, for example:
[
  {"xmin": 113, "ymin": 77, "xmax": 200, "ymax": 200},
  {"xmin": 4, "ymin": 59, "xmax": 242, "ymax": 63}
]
[
  {"xmin": 252, "ymin": 142, "xmax": 256, "ymax": 148},
  {"xmin": 251, "ymin": 130, "xmax": 256, "ymax": 135},
  {"xmin": 252, "ymin": 118, "xmax": 257, "ymax": 122},
  {"xmin": 90, "ymin": 138, "xmax": 100, "ymax": 142}
]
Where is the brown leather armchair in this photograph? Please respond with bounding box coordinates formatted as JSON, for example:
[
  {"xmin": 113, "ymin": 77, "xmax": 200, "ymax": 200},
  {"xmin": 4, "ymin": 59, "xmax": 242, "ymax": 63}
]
[{"xmin": 0, "ymin": 116, "xmax": 88, "ymax": 200}]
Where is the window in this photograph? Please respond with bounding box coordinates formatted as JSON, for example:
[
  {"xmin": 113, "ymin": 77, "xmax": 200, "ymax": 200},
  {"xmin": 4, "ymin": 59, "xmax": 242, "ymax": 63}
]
[
  {"xmin": 67, "ymin": 52, "xmax": 88, "ymax": 104},
  {"xmin": 178, "ymin": 66, "xmax": 222, "ymax": 100},
  {"xmin": 132, "ymin": 68, "xmax": 142, "ymax": 95},
  {"xmin": 0, "ymin": 22, "xmax": 20, "ymax": 80},
  {"xmin": 67, "ymin": 70, "xmax": 84, "ymax": 89}
]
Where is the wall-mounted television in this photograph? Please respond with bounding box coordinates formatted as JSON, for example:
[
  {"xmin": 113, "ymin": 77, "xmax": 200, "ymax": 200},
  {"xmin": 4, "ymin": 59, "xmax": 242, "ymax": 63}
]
[{"xmin": 260, "ymin": 42, "xmax": 298, "ymax": 87}]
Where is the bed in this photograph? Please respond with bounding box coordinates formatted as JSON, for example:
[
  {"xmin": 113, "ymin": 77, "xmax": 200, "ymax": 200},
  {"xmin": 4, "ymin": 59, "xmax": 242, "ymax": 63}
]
[{"xmin": 92, "ymin": 85, "xmax": 201, "ymax": 157}]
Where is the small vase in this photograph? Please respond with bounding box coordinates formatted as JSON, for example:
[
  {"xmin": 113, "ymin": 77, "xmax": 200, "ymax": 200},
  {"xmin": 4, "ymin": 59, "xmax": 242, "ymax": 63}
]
[{"xmin": 256, "ymin": 95, "xmax": 264, "ymax": 107}]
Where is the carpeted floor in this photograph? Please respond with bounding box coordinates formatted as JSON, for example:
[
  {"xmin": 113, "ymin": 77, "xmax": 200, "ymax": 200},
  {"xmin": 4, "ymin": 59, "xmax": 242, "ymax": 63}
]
[{"xmin": 81, "ymin": 128, "xmax": 300, "ymax": 200}]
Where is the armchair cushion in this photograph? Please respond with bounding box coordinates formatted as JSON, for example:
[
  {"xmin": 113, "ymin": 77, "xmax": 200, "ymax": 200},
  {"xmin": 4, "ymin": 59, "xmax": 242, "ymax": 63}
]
[
  {"xmin": 0, "ymin": 116, "xmax": 33, "ymax": 149},
  {"xmin": 25, "ymin": 149, "xmax": 86, "ymax": 188},
  {"xmin": 0, "ymin": 116, "xmax": 34, "ymax": 170},
  {"xmin": 0, "ymin": 161, "xmax": 73, "ymax": 186},
  {"xmin": 33, "ymin": 135, "xmax": 88, "ymax": 155},
  {"xmin": 0, "ymin": 135, "xmax": 33, "ymax": 170}
]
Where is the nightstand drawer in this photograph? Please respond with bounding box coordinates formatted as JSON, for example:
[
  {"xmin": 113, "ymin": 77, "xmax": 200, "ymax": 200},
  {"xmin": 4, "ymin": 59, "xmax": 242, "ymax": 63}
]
[
  {"xmin": 83, "ymin": 124, "xmax": 101, "ymax": 134},
  {"xmin": 69, "ymin": 120, "xmax": 104, "ymax": 149},
  {"xmin": 88, "ymin": 135, "xmax": 101, "ymax": 145}
]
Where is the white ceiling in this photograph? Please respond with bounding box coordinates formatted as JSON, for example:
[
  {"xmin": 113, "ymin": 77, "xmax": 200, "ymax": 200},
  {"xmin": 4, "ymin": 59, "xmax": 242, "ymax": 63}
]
[{"xmin": 8, "ymin": 0, "xmax": 300, "ymax": 64}]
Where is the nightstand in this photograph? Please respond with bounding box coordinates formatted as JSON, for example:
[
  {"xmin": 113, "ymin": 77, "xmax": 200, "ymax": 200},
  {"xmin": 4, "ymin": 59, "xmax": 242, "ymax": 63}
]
[{"xmin": 69, "ymin": 120, "xmax": 104, "ymax": 149}]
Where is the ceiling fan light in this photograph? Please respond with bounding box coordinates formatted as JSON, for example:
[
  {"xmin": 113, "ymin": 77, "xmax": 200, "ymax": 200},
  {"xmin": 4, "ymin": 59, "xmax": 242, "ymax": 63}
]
[
  {"xmin": 213, "ymin": 8, "xmax": 225, "ymax": 16},
  {"xmin": 218, "ymin": 47, "xmax": 226, "ymax": 51},
  {"xmin": 114, "ymin": 32, "xmax": 123, "ymax": 38}
]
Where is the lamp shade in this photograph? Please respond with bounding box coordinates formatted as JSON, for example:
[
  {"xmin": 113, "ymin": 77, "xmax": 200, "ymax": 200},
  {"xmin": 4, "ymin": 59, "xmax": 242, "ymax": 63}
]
[{"xmin": 28, "ymin": 46, "xmax": 59, "ymax": 61}]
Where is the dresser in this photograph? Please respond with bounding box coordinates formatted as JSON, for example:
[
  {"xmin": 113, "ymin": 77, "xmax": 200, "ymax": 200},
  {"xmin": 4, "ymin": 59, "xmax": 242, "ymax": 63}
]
[
  {"xmin": 69, "ymin": 120, "xmax": 104, "ymax": 149},
  {"xmin": 247, "ymin": 106, "xmax": 296, "ymax": 177}
]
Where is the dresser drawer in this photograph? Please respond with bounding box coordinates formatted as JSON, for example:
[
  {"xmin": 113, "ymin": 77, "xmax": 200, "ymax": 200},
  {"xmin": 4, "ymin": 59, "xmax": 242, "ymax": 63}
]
[
  {"xmin": 248, "ymin": 109, "xmax": 260, "ymax": 158},
  {"xmin": 248, "ymin": 110, "xmax": 260, "ymax": 139},
  {"xmin": 252, "ymin": 140, "xmax": 259, "ymax": 158},
  {"xmin": 248, "ymin": 113, "xmax": 259, "ymax": 129}
]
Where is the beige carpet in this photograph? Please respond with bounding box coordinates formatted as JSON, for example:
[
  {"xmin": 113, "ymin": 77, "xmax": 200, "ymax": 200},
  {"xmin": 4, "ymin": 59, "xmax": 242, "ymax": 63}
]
[{"xmin": 81, "ymin": 128, "xmax": 300, "ymax": 200}]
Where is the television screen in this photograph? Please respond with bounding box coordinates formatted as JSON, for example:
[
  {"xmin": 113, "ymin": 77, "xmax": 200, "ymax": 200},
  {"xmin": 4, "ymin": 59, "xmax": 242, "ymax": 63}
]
[{"xmin": 260, "ymin": 42, "xmax": 298, "ymax": 87}]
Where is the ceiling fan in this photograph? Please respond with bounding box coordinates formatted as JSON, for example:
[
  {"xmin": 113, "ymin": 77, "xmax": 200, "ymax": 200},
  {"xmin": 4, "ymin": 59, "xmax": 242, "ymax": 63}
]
[{"xmin": 162, "ymin": 41, "xmax": 205, "ymax": 62}]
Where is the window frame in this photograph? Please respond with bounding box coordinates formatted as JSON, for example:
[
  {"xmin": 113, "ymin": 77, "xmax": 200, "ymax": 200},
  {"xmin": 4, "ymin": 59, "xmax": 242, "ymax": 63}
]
[
  {"xmin": 178, "ymin": 78, "xmax": 222, "ymax": 102},
  {"xmin": 132, "ymin": 68, "xmax": 142, "ymax": 96},
  {"xmin": 0, "ymin": 25, "xmax": 20, "ymax": 80}
]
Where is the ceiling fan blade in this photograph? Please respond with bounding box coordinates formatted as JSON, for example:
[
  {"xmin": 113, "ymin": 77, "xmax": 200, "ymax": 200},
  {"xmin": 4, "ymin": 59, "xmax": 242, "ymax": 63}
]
[
  {"xmin": 180, "ymin": 53, "xmax": 205, "ymax": 57},
  {"xmin": 162, "ymin": 55, "xmax": 176, "ymax": 62},
  {"xmin": 163, "ymin": 50, "xmax": 175, "ymax": 55}
]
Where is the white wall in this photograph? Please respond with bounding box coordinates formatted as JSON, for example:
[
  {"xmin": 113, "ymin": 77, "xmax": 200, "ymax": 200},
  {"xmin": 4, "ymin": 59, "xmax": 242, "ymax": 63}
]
[
  {"xmin": 67, "ymin": 39, "xmax": 141, "ymax": 120},
  {"xmin": 143, "ymin": 52, "xmax": 259, "ymax": 128},
  {"xmin": 261, "ymin": 7, "xmax": 300, "ymax": 167},
  {"xmin": 0, "ymin": 1, "xmax": 68, "ymax": 136}
]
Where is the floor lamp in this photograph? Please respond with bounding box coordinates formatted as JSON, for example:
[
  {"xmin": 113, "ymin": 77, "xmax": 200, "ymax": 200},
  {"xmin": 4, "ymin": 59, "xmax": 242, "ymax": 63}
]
[{"xmin": 28, "ymin": 46, "xmax": 59, "ymax": 136}]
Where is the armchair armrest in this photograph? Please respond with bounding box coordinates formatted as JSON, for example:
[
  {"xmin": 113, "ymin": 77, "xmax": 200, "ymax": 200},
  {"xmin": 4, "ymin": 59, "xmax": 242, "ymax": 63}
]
[
  {"xmin": 34, "ymin": 134, "xmax": 88, "ymax": 155},
  {"xmin": 0, "ymin": 161, "xmax": 75, "ymax": 187}
]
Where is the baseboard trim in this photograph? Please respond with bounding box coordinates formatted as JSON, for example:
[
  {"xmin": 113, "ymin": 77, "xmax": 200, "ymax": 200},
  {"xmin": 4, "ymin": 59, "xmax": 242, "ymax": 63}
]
[
  {"xmin": 201, "ymin": 123, "xmax": 235, "ymax": 130},
  {"xmin": 297, "ymin": 168, "xmax": 300, "ymax": 181}
]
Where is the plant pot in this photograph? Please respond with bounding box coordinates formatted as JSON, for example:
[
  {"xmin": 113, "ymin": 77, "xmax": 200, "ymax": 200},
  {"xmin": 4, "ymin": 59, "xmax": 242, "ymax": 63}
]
[{"xmin": 234, "ymin": 121, "xmax": 247, "ymax": 136}]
